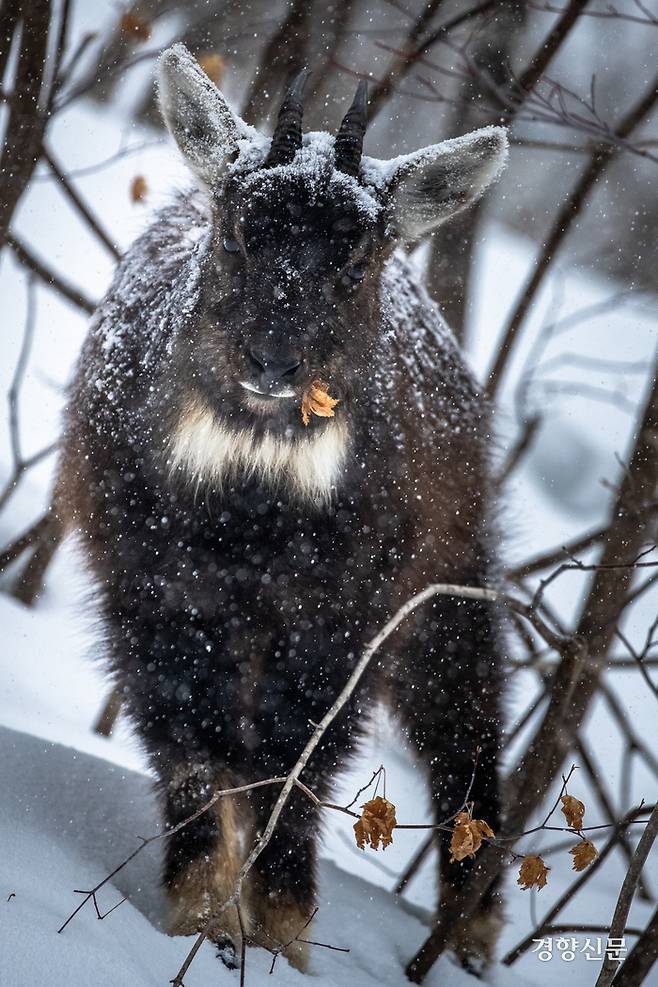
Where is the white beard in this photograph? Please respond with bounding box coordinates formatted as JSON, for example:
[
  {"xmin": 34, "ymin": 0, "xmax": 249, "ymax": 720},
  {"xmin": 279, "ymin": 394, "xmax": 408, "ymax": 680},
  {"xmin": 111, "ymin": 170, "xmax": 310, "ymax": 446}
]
[{"xmin": 167, "ymin": 397, "xmax": 349, "ymax": 504}]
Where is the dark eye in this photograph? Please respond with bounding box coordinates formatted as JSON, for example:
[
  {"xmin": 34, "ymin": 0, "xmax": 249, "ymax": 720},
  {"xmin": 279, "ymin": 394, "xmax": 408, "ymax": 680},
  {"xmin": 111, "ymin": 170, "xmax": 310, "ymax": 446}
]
[
  {"xmin": 348, "ymin": 266, "xmax": 365, "ymax": 282},
  {"xmin": 223, "ymin": 237, "xmax": 240, "ymax": 254}
]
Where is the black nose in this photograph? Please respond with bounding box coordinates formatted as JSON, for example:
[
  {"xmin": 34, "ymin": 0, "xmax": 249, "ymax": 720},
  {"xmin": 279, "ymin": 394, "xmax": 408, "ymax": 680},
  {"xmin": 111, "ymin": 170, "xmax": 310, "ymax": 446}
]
[{"xmin": 247, "ymin": 346, "xmax": 303, "ymax": 390}]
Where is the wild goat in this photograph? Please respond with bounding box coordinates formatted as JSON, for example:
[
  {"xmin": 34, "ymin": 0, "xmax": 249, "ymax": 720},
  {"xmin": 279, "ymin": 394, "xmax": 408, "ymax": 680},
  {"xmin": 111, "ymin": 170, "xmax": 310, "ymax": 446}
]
[{"xmin": 57, "ymin": 44, "xmax": 509, "ymax": 975}]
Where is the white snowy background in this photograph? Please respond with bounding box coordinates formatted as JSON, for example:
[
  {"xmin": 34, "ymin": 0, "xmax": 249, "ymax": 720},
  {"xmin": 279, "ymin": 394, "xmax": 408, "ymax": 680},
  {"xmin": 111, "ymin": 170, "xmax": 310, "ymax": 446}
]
[{"xmin": 1, "ymin": 2, "xmax": 657, "ymax": 986}]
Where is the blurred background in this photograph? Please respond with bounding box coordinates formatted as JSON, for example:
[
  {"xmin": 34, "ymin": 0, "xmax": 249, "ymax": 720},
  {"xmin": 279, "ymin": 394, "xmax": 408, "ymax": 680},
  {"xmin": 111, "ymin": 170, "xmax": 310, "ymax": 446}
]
[{"xmin": 1, "ymin": 3, "xmax": 657, "ymax": 986}]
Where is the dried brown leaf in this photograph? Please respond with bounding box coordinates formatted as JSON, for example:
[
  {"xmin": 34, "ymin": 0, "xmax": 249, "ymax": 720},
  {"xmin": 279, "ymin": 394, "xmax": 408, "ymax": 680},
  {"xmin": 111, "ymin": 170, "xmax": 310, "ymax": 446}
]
[
  {"xmin": 198, "ymin": 52, "xmax": 225, "ymax": 87},
  {"xmin": 130, "ymin": 175, "xmax": 148, "ymax": 204},
  {"xmin": 561, "ymin": 794, "xmax": 586, "ymax": 830},
  {"xmin": 449, "ymin": 810, "xmax": 495, "ymax": 862},
  {"xmin": 301, "ymin": 380, "xmax": 339, "ymax": 426},
  {"xmin": 517, "ymin": 855, "xmax": 549, "ymax": 890},
  {"xmin": 353, "ymin": 796, "xmax": 397, "ymax": 851},
  {"xmin": 119, "ymin": 13, "xmax": 151, "ymax": 42},
  {"xmin": 570, "ymin": 839, "xmax": 598, "ymax": 871}
]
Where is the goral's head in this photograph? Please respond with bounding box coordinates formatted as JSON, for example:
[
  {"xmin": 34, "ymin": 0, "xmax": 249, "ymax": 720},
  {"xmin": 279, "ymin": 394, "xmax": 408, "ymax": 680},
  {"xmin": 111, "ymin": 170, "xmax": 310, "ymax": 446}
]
[{"xmin": 158, "ymin": 44, "xmax": 507, "ymax": 500}]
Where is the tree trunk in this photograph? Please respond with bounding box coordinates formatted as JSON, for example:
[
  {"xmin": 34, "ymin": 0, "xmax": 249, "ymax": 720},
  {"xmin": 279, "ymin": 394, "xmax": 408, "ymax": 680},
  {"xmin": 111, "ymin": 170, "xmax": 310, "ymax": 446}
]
[
  {"xmin": 425, "ymin": 1, "xmax": 528, "ymax": 339},
  {"xmin": 0, "ymin": 0, "xmax": 53, "ymax": 249}
]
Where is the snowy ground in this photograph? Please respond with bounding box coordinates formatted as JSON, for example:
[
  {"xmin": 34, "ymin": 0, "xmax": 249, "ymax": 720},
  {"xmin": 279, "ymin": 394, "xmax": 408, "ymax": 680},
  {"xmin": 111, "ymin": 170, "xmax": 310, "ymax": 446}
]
[{"xmin": 1, "ymin": 3, "xmax": 657, "ymax": 986}]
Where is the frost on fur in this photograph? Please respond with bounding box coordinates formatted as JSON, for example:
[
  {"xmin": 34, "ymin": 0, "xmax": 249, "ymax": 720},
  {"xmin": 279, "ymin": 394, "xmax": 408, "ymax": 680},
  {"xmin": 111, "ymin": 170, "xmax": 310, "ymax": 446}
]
[
  {"xmin": 59, "ymin": 52, "xmax": 509, "ymax": 983},
  {"xmin": 377, "ymin": 126, "xmax": 509, "ymax": 239},
  {"xmin": 158, "ymin": 43, "xmax": 258, "ymax": 185}
]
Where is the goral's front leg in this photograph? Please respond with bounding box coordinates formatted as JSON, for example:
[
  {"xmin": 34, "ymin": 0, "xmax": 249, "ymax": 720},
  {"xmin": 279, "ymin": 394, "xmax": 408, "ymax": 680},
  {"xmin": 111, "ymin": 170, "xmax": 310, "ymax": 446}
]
[{"xmin": 163, "ymin": 766, "xmax": 252, "ymax": 969}]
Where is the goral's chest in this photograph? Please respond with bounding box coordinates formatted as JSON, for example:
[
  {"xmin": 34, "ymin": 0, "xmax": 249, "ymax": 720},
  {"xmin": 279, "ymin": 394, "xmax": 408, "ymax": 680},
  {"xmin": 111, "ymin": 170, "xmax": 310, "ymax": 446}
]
[{"xmin": 165, "ymin": 483, "xmax": 406, "ymax": 620}]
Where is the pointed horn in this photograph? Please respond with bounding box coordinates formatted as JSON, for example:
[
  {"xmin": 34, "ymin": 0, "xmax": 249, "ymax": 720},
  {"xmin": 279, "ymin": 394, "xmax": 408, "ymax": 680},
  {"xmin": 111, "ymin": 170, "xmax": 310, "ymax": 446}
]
[
  {"xmin": 335, "ymin": 81, "xmax": 368, "ymax": 177},
  {"xmin": 264, "ymin": 69, "xmax": 309, "ymax": 167}
]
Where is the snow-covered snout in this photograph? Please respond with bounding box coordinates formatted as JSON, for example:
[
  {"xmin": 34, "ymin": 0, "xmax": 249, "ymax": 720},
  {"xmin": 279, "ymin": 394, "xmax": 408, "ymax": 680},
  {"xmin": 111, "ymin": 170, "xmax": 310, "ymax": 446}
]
[{"xmin": 158, "ymin": 44, "xmax": 507, "ymax": 496}]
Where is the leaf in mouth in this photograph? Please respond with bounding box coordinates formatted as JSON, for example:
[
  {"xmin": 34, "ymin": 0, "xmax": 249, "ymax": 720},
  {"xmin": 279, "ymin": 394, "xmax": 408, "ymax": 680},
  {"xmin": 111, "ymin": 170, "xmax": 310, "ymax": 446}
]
[{"xmin": 301, "ymin": 379, "xmax": 339, "ymax": 426}]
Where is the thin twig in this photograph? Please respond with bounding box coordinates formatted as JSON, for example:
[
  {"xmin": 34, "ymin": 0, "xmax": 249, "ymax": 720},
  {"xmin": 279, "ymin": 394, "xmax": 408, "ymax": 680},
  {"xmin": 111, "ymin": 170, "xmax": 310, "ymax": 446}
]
[
  {"xmin": 503, "ymin": 803, "xmax": 653, "ymax": 964},
  {"xmin": 0, "ymin": 274, "xmax": 36, "ymax": 511},
  {"xmin": 575, "ymin": 736, "xmax": 652, "ymax": 901},
  {"xmin": 529, "ymin": 1, "xmax": 658, "ymax": 25},
  {"xmin": 351, "ymin": 0, "xmax": 497, "ymax": 120},
  {"xmin": 41, "ymin": 143, "xmax": 120, "ymax": 261},
  {"xmin": 344, "ymin": 764, "xmax": 385, "ymax": 811},
  {"xmin": 168, "ymin": 581, "xmax": 568, "ymax": 986},
  {"xmin": 487, "ymin": 72, "xmax": 658, "ymax": 395},
  {"xmin": 0, "ymin": 513, "xmax": 52, "ymax": 572},
  {"xmin": 615, "ymin": 628, "xmax": 658, "ymax": 703},
  {"xmin": 266, "ymin": 906, "xmax": 350, "ymax": 974},
  {"xmin": 510, "ymin": 502, "xmax": 658, "ymax": 579},
  {"xmin": 57, "ymin": 776, "xmax": 288, "ymax": 935},
  {"xmin": 6, "ymin": 233, "xmax": 97, "ymax": 314},
  {"xmin": 532, "ymin": 549, "xmax": 658, "ymax": 611},
  {"xmin": 236, "ymin": 902, "xmax": 247, "ymax": 987},
  {"xmin": 600, "ymin": 680, "xmax": 658, "ymax": 779}
]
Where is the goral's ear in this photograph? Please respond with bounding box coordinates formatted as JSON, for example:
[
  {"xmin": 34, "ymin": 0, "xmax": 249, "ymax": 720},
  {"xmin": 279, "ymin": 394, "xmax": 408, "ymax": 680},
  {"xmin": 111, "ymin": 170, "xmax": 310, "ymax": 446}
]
[
  {"xmin": 384, "ymin": 126, "xmax": 508, "ymax": 240},
  {"xmin": 158, "ymin": 43, "xmax": 249, "ymax": 185}
]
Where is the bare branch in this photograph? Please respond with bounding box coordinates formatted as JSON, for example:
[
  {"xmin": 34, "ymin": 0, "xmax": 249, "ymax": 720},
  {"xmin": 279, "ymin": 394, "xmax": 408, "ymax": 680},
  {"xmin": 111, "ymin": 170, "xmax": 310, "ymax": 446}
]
[
  {"xmin": 502, "ymin": 372, "xmax": 658, "ymax": 842},
  {"xmin": 6, "ymin": 233, "xmax": 97, "ymax": 315},
  {"xmin": 510, "ymin": 501, "xmax": 658, "ymax": 579},
  {"xmin": 0, "ymin": 274, "xmax": 59, "ymax": 516},
  {"xmin": 575, "ymin": 737, "xmax": 652, "ymax": 900},
  {"xmin": 530, "ymin": 1, "xmax": 658, "ymax": 26},
  {"xmin": 92, "ymin": 685, "xmax": 123, "ymax": 737},
  {"xmin": 37, "ymin": 138, "xmax": 165, "ymax": 182},
  {"xmin": 241, "ymin": 0, "xmax": 312, "ymax": 125},
  {"xmin": 615, "ymin": 627, "xmax": 658, "ymax": 703},
  {"xmin": 364, "ymin": 1, "xmax": 497, "ymax": 120},
  {"xmin": 595, "ymin": 803, "xmax": 658, "ymax": 987},
  {"xmin": 41, "ymin": 143, "xmax": 121, "ymax": 261},
  {"xmin": 612, "ymin": 903, "xmax": 658, "ymax": 987},
  {"xmin": 0, "ymin": 512, "xmax": 52, "ymax": 572},
  {"xmin": 169, "ymin": 579, "xmax": 571, "ymax": 985},
  {"xmin": 267, "ymin": 907, "xmax": 350, "ymax": 974},
  {"xmin": 57, "ymin": 776, "xmax": 289, "ymax": 935},
  {"xmin": 531, "ymin": 548, "xmax": 658, "ymax": 611},
  {"xmin": 518, "ymin": 0, "xmax": 590, "ymax": 96},
  {"xmin": 600, "ymin": 680, "xmax": 658, "ymax": 779},
  {"xmin": 487, "ymin": 72, "xmax": 658, "ymax": 396},
  {"xmin": 0, "ymin": 0, "xmax": 53, "ymax": 248},
  {"xmin": 505, "ymin": 802, "xmax": 651, "ymax": 964},
  {"xmin": 497, "ymin": 415, "xmax": 541, "ymax": 484}
]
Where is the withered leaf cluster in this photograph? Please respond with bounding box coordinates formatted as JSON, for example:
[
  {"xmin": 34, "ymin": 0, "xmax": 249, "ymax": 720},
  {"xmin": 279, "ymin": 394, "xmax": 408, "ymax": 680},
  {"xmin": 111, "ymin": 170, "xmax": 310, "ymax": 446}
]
[
  {"xmin": 570, "ymin": 838, "xmax": 598, "ymax": 871},
  {"xmin": 354, "ymin": 796, "xmax": 397, "ymax": 851},
  {"xmin": 561, "ymin": 794, "xmax": 586, "ymax": 830},
  {"xmin": 449, "ymin": 810, "xmax": 495, "ymax": 862},
  {"xmin": 517, "ymin": 855, "xmax": 550, "ymax": 890},
  {"xmin": 516, "ymin": 790, "xmax": 598, "ymax": 890}
]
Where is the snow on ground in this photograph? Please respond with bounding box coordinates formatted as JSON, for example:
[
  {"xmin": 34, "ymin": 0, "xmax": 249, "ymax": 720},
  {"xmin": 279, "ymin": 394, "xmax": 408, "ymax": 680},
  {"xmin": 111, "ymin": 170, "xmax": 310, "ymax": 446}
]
[
  {"xmin": 2, "ymin": 722, "xmax": 494, "ymax": 987},
  {"xmin": 1, "ymin": 2, "xmax": 657, "ymax": 985}
]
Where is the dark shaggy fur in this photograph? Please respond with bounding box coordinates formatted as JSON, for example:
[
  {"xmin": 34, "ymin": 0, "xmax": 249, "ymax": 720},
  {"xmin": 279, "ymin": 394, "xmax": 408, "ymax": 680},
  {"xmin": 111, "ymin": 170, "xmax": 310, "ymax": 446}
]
[{"xmin": 56, "ymin": 45, "xmax": 508, "ymax": 974}]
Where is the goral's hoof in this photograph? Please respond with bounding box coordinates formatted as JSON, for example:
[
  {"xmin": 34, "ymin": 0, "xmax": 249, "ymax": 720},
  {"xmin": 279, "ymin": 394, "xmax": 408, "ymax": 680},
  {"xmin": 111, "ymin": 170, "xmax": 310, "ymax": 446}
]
[
  {"xmin": 447, "ymin": 906, "xmax": 502, "ymax": 978},
  {"xmin": 215, "ymin": 935, "xmax": 240, "ymax": 970},
  {"xmin": 453, "ymin": 948, "xmax": 486, "ymax": 979}
]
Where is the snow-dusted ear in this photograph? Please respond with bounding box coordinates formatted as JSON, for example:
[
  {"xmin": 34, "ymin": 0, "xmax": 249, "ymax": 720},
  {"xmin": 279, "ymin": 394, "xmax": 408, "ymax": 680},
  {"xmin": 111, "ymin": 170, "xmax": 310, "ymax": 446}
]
[
  {"xmin": 384, "ymin": 126, "xmax": 508, "ymax": 240},
  {"xmin": 158, "ymin": 43, "xmax": 247, "ymax": 185}
]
